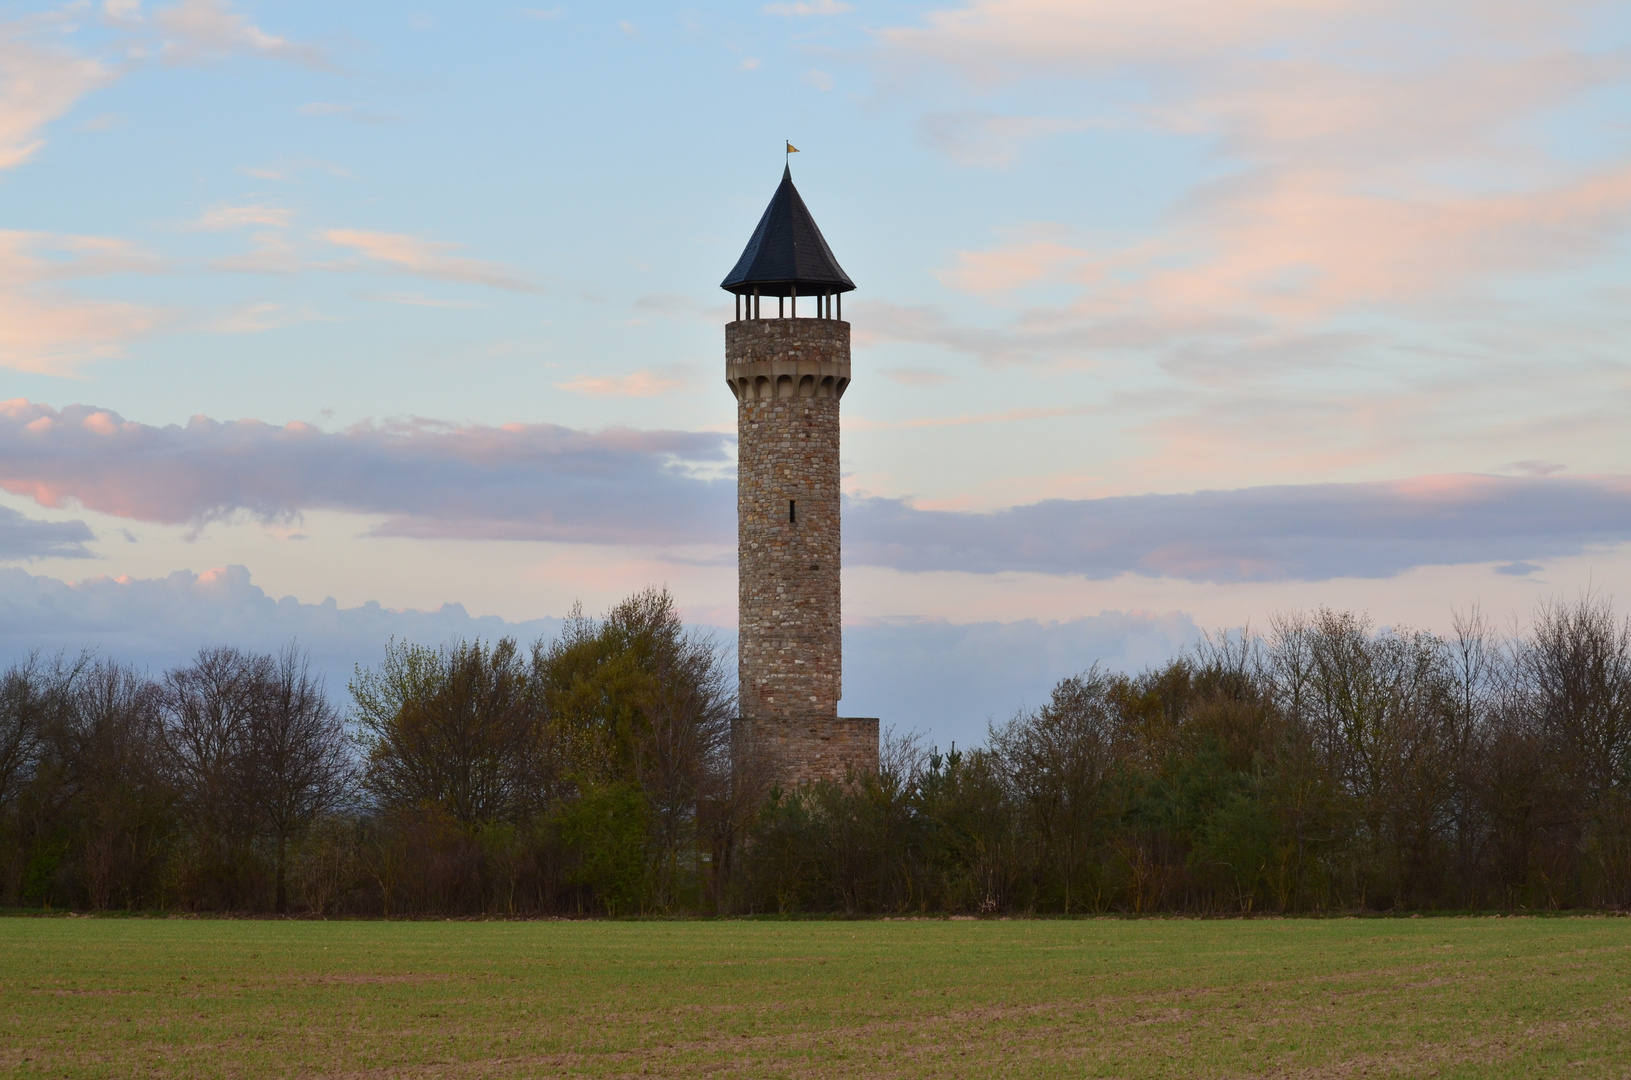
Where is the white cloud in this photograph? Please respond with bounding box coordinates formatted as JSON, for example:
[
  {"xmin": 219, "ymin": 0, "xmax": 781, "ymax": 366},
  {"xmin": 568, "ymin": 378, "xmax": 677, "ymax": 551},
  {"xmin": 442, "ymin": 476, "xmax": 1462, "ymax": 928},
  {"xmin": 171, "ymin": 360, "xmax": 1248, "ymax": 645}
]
[
  {"xmin": 862, "ymin": 0, "xmax": 1631, "ymax": 493},
  {"xmin": 0, "ymin": 22, "xmax": 116, "ymax": 171},
  {"xmin": 323, "ymin": 229, "xmax": 540, "ymax": 293},
  {"xmin": 881, "ymin": 367, "xmax": 956, "ymax": 386},
  {"xmin": 102, "ymin": 0, "xmax": 144, "ymax": 26},
  {"xmin": 151, "ymin": 0, "xmax": 327, "ymax": 67},
  {"xmin": 192, "ymin": 201, "xmax": 296, "ymax": 231},
  {"xmin": 886, "ymin": 1, "xmax": 1631, "ymax": 311},
  {"xmin": 200, "ymin": 302, "xmax": 321, "ymax": 335},
  {"xmin": 934, "ymin": 233, "xmax": 1086, "ymax": 294},
  {"xmin": 359, "ymin": 292, "xmax": 479, "ymax": 310},
  {"xmin": 917, "ymin": 111, "xmax": 1096, "ymax": 168},
  {"xmin": 0, "ymin": 1, "xmax": 326, "ymax": 181},
  {"xmin": 0, "ymin": 232, "xmax": 168, "ymax": 374},
  {"xmin": 556, "ymin": 369, "xmax": 689, "ymax": 398},
  {"xmin": 764, "ymin": 0, "xmax": 854, "ymax": 15},
  {"xmin": 235, "ymin": 159, "xmax": 352, "ymax": 182}
]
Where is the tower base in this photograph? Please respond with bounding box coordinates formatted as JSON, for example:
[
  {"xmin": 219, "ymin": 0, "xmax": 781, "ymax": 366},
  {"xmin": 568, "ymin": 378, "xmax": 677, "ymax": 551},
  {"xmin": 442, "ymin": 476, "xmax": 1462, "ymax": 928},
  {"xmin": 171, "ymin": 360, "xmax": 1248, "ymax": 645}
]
[{"xmin": 736, "ymin": 716, "xmax": 879, "ymax": 788}]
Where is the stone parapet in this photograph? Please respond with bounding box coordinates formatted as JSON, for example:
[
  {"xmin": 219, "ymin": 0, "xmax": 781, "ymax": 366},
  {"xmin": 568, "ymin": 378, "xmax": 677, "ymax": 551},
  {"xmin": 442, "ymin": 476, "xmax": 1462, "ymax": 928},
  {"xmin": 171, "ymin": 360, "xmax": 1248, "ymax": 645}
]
[{"xmin": 726, "ymin": 318, "xmax": 850, "ymax": 402}]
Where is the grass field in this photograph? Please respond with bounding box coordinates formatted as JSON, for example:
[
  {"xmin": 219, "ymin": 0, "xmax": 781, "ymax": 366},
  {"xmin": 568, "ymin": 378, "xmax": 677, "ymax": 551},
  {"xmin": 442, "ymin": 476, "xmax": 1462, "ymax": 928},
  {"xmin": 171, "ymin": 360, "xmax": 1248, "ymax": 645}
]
[{"xmin": 0, "ymin": 916, "xmax": 1628, "ymax": 1078}]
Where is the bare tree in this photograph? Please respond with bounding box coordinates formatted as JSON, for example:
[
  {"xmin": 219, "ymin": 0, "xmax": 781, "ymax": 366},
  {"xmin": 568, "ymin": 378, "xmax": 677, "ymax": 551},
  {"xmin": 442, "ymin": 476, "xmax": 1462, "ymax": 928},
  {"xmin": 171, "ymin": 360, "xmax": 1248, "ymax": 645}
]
[
  {"xmin": 705, "ymin": 718, "xmax": 776, "ymax": 911},
  {"xmin": 878, "ymin": 726, "xmax": 929, "ymax": 788},
  {"xmin": 1522, "ymin": 595, "xmax": 1631, "ymax": 798},
  {"xmin": 248, "ymin": 645, "xmax": 354, "ymax": 913},
  {"xmin": 0, "ymin": 653, "xmax": 82, "ymax": 824},
  {"xmin": 634, "ymin": 627, "xmax": 735, "ymax": 910},
  {"xmin": 991, "ymin": 669, "xmax": 1124, "ymax": 913},
  {"xmin": 1445, "ymin": 606, "xmax": 1503, "ymax": 899},
  {"xmin": 163, "ymin": 647, "xmax": 264, "ymax": 907},
  {"xmin": 1295, "ymin": 610, "xmax": 1459, "ymax": 905},
  {"xmin": 68, "ymin": 661, "xmax": 170, "ymax": 910},
  {"xmin": 1518, "ymin": 595, "xmax": 1631, "ymax": 903}
]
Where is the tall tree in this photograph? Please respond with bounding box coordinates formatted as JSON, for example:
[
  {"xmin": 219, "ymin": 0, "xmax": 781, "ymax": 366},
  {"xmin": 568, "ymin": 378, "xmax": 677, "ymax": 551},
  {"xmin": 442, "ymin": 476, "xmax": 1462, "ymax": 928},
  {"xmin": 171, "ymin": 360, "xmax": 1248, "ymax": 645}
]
[
  {"xmin": 67, "ymin": 661, "xmax": 171, "ymax": 910},
  {"xmin": 353, "ymin": 637, "xmax": 547, "ymax": 827},
  {"xmin": 991, "ymin": 669, "xmax": 1124, "ymax": 913},
  {"xmin": 162, "ymin": 647, "xmax": 263, "ymax": 907},
  {"xmin": 632, "ymin": 624, "xmax": 734, "ymax": 909},
  {"xmin": 248, "ymin": 646, "xmax": 354, "ymax": 913},
  {"xmin": 1522, "ymin": 596, "xmax": 1631, "ymax": 798}
]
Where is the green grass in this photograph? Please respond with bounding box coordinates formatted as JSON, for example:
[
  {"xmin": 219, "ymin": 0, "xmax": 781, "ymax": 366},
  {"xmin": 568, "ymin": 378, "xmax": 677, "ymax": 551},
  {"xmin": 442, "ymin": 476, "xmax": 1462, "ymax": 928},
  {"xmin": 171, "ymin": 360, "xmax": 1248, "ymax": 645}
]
[{"xmin": 1, "ymin": 916, "xmax": 1628, "ymax": 1078}]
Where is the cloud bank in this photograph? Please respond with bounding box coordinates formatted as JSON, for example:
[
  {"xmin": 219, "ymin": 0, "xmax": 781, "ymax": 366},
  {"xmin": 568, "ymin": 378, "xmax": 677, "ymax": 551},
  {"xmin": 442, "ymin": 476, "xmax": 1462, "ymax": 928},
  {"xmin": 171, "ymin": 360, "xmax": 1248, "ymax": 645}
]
[
  {"xmin": 0, "ymin": 400, "xmax": 734, "ymax": 545},
  {"xmin": 5, "ymin": 402, "xmax": 1631, "ymax": 582},
  {"xmin": 0, "ymin": 564, "xmax": 562, "ymax": 698},
  {"xmin": 0, "ymin": 506, "xmax": 94, "ymax": 560},
  {"xmin": 0, "ymin": 565, "xmax": 1193, "ymax": 746},
  {"xmin": 847, "ymin": 475, "xmax": 1631, "ymax": 582},
  {"xmin": 842, "ymin": 612, "xmax": 1198, "ymax": 746}
]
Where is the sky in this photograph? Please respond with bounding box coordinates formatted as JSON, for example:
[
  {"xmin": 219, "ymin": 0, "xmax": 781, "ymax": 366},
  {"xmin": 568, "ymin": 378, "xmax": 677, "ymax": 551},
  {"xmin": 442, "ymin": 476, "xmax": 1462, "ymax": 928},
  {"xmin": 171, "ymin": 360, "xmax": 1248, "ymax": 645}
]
[{"xmin": 2, "ymin": 0, "xmax": 1631, "ymax": 747}]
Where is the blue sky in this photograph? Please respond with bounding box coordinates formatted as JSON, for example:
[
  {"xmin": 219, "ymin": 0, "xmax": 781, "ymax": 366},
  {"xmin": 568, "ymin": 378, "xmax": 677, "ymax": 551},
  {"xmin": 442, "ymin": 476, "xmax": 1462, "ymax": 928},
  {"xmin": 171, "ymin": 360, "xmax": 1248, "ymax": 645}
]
[{"xmin": 3, "ymin": 0, "xmax": 1631, "ymax": 746}]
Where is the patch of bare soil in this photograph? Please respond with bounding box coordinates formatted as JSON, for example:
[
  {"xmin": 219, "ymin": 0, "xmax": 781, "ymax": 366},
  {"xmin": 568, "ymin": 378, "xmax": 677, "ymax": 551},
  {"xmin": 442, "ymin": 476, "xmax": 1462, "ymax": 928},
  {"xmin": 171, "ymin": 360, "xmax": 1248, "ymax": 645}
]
[{"xmin": 287, "ymin": 973, "xmax": 455, "ymax": 986}]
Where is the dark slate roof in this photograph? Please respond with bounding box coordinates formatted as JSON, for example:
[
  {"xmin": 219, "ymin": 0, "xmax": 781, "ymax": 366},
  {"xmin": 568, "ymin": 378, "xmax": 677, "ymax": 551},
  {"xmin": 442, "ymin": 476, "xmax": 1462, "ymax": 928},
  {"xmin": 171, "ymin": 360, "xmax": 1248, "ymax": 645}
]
[{"xmin": 721, "ymin": 166, "xmax": 855, "ymax": 297}]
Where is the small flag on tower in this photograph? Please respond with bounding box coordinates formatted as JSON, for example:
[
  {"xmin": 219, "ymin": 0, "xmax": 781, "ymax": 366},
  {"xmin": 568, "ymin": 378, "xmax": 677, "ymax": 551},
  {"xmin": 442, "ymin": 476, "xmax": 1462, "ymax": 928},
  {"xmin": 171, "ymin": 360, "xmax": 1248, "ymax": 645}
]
[{"xmin": 786, "ymin": 142, "xmax": 799, "ymax": 154}]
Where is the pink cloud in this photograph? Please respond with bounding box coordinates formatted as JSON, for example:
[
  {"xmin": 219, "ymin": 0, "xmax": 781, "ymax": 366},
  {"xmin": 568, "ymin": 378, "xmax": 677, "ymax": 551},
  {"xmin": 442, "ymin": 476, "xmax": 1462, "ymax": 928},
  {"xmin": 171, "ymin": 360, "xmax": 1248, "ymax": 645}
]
[
  {"xmin": 1132, "ymin": 165, "xmax": 1631, "ymax": 320},
  {"xmin": 556, "ymin": 369, "xmax": 689, "ymax": 398},
  {"xmin": 0, "ymin": 21, "xmax": 115, "ymax": 171},
  {"xmin": 869, "ymin": 0, "xmax": 1631, "ymax": 493},
  {"xmin": 193, "ymin": 202, "xmax": 296, "ymax": 231},
  {"xmin": 889, "ymin": 0, "xmax": 1631, "ymax": 322},
  {"xmin": 151, "ymin": 0, "xmax": 328, "ymax": 68},
  {"xmin": 2, "ymin": 401, "xmax": 1628, "ymax": 584},
  {"xmin": 0, "ymin": 231, "xmax": 169, "ymax": 374},
  {"xmin": 323, "ymin": 229, "xmax": 540, "ymax": 293},
  {"xmin": 935, "ymin": 236, "xmax": 1090, "ymax": 295},
  {"xmin": 917, "ymin": 112, "xmax": 1099, "ymax": 169},
  {"xmin": 0, "ymin": 2, "xmax": 327, "ymax": 179},
  {"xmin": 879, "ymin": 1, "xmax": 1596, "ymax": 82},
  {"xmin": 0, "ymin": 400, "xmax": 733, "ymax": 545}
]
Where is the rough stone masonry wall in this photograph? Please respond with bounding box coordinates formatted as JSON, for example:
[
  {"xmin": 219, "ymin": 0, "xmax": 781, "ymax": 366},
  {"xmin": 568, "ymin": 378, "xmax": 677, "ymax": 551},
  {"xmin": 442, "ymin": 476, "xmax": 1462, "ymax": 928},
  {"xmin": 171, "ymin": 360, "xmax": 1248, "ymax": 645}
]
[
  {"xmin": 738, "ymin": 716, "xmax": 880, "ymax": 788},
  {"xmin": 728, "ymin": 317, "xmax": 878, "ymax": 785}
]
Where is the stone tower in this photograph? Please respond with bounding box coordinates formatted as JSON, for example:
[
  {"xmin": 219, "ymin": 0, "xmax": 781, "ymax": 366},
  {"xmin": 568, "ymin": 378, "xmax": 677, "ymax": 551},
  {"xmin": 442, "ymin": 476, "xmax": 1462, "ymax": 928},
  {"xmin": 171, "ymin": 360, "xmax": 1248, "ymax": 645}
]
[{"xmin": 722, "ymin": 166, "xmax": 878, "ymax": 786}]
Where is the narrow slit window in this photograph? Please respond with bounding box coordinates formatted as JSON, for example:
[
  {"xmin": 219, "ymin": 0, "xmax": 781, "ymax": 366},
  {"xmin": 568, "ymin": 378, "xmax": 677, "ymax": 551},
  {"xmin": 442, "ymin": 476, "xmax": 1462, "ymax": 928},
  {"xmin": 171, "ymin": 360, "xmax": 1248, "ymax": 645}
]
[{"xmin": 789, "ymin": 500, "xmax": 796, "ymax": 524}]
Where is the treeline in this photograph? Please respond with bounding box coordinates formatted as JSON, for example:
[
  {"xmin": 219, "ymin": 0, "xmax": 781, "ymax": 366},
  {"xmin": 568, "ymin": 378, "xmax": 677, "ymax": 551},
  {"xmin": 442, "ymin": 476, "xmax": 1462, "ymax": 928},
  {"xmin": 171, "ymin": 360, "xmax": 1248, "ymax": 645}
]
[{"xmin": 2, "ymin": 591, "xmax": 1630, "ymax": 915}]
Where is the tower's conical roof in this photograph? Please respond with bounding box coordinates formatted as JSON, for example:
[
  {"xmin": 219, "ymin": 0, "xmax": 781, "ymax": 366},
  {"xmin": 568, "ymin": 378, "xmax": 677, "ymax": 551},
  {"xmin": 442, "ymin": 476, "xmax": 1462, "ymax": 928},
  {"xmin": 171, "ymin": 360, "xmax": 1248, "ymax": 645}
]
[{"xmin": 722, "ymin": 166, "xmax": 855, "ymax": 297}]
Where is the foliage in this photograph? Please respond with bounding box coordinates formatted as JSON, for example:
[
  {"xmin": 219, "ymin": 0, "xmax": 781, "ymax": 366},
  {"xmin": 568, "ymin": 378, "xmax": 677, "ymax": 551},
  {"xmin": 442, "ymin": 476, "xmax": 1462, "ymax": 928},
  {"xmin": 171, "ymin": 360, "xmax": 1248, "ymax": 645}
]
[{"xmin": 4, "ymin": 591, "xmax": 1631, "ymax": 915}]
